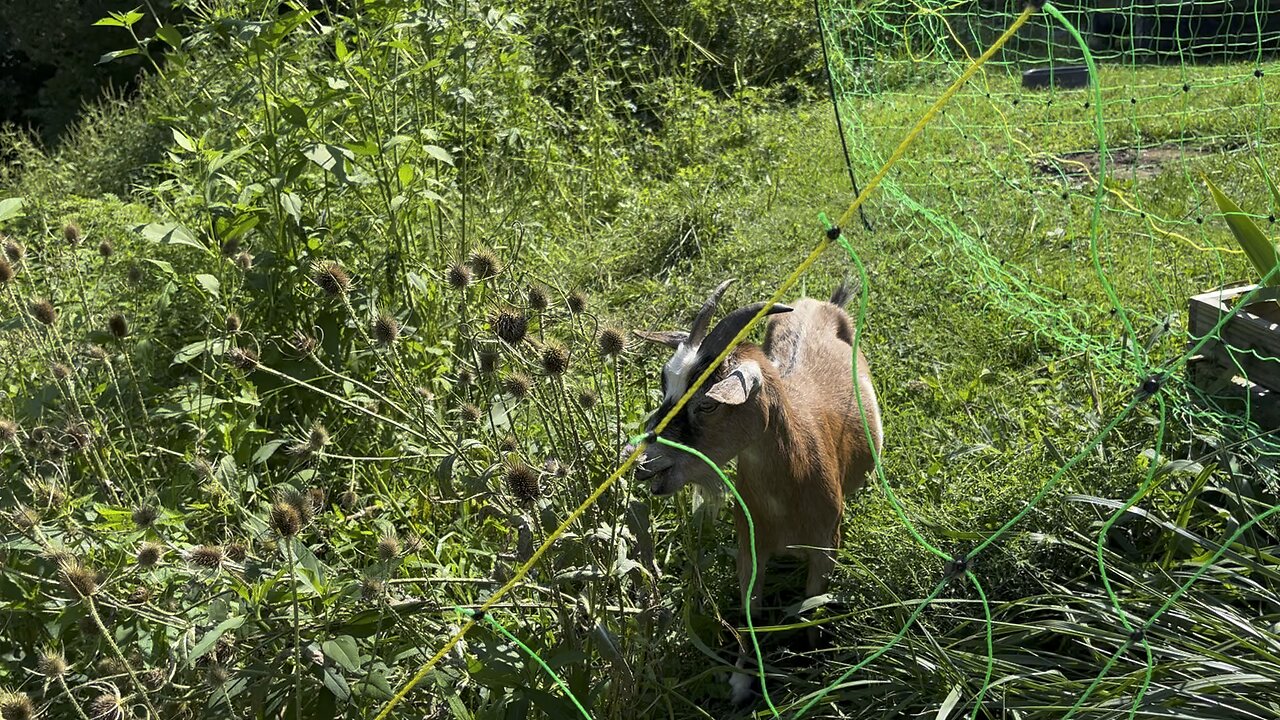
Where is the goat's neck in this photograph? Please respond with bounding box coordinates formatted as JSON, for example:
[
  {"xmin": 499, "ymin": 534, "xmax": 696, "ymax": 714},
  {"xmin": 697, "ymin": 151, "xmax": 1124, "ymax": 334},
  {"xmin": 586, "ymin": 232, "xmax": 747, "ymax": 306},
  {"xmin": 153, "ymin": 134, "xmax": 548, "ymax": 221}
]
[{"xmin": 736, "ymin": 360, "xmax": 810, "ymax": 485}]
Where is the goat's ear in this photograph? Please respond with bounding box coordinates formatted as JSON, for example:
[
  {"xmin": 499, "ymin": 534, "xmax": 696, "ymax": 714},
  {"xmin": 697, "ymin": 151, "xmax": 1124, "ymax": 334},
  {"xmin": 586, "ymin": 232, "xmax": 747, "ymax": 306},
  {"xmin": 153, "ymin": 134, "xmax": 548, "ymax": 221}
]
[
  {"xmin": 705, "ymin": 361, "xmax": 763, "ymax": 406},
  {"xmin": 633, "ymin": 330, "xmax": 689, "ymax": 349}
]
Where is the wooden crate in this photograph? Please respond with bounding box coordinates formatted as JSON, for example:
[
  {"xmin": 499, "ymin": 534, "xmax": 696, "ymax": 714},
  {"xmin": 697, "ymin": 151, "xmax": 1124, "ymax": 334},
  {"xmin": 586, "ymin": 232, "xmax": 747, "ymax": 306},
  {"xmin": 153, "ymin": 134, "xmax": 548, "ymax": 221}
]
[{"xmin": 1187, "ymin": 283, "xmax": 1280, "ymax": 427}]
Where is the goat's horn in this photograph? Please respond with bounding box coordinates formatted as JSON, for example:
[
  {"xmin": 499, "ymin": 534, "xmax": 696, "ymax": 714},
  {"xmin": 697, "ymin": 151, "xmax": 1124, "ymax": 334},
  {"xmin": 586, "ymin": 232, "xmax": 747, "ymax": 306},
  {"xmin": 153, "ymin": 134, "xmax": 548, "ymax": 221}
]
[
  {"xmin": 688, "ymin": 278, "xmax": 736, "ymax": 347},
  {"xmin": 697, "ymin": 302, "xmax": 794, "ymax": 363}
]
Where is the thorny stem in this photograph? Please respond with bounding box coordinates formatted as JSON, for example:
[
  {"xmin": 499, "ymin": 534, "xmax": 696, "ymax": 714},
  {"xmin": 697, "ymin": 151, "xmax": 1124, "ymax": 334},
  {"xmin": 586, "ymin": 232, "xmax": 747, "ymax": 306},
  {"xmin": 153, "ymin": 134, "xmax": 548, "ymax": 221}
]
[{"xmin": 84, "ymin": 594, "xmax": 162, "ymax": 719}]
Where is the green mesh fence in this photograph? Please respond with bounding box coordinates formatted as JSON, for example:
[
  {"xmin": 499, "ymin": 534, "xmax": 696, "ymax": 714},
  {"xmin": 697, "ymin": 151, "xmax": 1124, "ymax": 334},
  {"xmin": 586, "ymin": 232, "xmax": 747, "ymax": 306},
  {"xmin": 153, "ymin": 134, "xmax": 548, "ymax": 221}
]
[{"xmin": 382, "ymin": 3, "xmax": 1280, "ymax": 717}]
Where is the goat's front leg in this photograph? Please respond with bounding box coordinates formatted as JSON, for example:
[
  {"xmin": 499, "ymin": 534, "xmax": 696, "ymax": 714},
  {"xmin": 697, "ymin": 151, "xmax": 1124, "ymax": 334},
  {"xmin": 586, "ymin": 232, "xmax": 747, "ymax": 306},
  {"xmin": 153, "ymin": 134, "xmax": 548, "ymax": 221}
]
[{"xmin": 730, "ymin": 541, "xmax": 770, "ymax": 706}]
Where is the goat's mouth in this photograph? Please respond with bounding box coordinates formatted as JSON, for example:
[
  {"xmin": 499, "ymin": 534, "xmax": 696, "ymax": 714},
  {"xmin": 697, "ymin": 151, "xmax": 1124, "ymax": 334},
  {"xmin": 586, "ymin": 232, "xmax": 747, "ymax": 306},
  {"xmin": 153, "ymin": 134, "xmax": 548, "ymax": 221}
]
[
  {"xmin": 635, "ymin": 457, "xmax": 680, "ymax": 496},
  {"xmin": 648, "ymin": 472, "xmax": 682, "ymax": 497}
]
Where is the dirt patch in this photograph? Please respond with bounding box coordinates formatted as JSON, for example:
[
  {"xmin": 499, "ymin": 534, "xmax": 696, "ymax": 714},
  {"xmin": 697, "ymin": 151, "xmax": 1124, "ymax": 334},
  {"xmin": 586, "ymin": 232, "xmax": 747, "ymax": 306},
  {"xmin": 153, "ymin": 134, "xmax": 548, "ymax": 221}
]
[{"xmin": 1034, "ymin": 144, "xmax": 1214, "ymax": 187}]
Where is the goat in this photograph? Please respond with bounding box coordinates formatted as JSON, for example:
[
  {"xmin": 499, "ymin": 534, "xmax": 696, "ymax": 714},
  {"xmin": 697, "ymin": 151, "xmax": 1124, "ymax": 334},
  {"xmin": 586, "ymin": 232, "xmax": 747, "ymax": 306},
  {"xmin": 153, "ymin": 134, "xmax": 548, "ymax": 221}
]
[{"xmin": 633, "ymin": 278, "xmax": 883, "ymax": 704}]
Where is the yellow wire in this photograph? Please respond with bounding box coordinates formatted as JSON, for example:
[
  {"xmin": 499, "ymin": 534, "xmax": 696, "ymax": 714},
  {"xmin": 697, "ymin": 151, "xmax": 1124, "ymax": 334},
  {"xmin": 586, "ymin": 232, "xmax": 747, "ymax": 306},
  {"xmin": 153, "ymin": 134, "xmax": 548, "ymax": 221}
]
[{"xmin": 372, "ymin": 6, "xmax": 1036, "ymax": 718}]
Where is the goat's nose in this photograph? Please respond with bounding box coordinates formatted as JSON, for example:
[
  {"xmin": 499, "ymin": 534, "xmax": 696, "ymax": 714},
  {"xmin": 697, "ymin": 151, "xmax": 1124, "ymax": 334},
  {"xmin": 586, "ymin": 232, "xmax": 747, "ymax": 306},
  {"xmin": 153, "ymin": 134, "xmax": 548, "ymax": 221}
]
[{"xmin": 633, "ymin": 454, "xmax": 672, "ymax": 482}]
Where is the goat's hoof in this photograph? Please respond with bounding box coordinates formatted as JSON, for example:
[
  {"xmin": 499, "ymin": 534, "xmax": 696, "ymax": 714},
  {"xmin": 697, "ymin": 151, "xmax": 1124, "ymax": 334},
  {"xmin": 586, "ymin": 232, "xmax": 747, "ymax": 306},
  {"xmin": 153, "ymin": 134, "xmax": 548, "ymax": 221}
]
[{"xmin": 728, "ymin": 671, "xmax": 757, "ymax": 708}]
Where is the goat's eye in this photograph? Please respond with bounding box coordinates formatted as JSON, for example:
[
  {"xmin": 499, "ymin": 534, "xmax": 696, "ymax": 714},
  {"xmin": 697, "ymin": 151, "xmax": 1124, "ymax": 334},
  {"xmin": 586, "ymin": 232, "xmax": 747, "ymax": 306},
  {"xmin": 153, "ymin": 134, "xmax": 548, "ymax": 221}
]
[{"xmin": 693, "ymin": 397, "xmax": 718, "ymax": 414}]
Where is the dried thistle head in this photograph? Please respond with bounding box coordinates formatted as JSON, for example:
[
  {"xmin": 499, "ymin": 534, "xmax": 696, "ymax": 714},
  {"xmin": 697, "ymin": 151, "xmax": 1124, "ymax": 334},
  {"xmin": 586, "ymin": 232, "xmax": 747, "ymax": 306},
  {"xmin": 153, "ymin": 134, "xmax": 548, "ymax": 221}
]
[
  {"xmin": 373, "ymin": 314, "xmax": 400, "ymax": 347},
  {"xmin": 290, "ymin": 330, "xmax": 318, "ymax": 356},
  {"xmin": 360, "ymin": 573, "xmax": 385, "ymax": 602},
  {"xmin": 127, "ymin": 263, "xmax": 144, "ymax": 285},
  {"xmin": 270, "ymin": 502, "xmax": 301, "ymax": 538},
  {"xmin": 107, "ymin": 313, "xmax": 129, "ymax": 339},
  {"xmin": 467, "ymin": 248, "xmax": 501, "ymax": 280},
  {"xmin": 539, "ymin": 342, "xmax": 570, "ymax": 376},
  {"xmin": 377, "ymin": 533, "xmax": 400, "ymax": 561},
  {"xmin": 60, "ymin": 559, "xmax": 99, "ymax": 597},
  {"xmin": 0, "ymin": 259, "xmax": 13, "ymax": 285},
  {"xmin": 227, "ymin": 347, "xmax": 259, "ymax": 371},
  {"xmin": 279, "ymin": 488, "xmax": 315, "ymax": 526},
  {"xmin": 137, "ymin": 542, "xmax": 163, "ymax": 567},
  {"xmin": 504, "ymin": 459, "xmax": 540, "ymax": 503},
  {"xmin": 0, "ymin": 419, "xmax": 16, "ymax": 444},
  {"xmin": 445, "ymin": 261, "xmax": 472, "ymax": 290},
  {"xmin": 37, "ymin": 648, "xmax": 68, "ymax": 677},
  {"xmin": 63, "ymin": 222, "xmax": 82, "ymax": 245},
  {"xmin": 220, "ymin": 237, "xmax": 240, "ymax": 257},
  {"xmin": 3, "ymin": 239, "xmax": 24, "ymax": 264},
  {"xmin": 235, "ymin": 250, "xmax": 255, "ymax": 271},
  {"xmin": 308, "ymin": 423, "xmax": 330, "ymax": 452},
  {"xmin": 63, "ymin": 421, "xmax": 92, "ymax": 452},
  {"xmin": 499, "ymin": 433, "xmax": 519, "ymax": 453},
  {"xmin": 491, "ymin": 307, "xmax": 527, "ymax": 345},
  {"xmin": 187, "ymin": 545, "xmax": 225, "ymax": 570},
  {"xmin": 226, "ymin": 542, "xmax": 247, "ymax": 562},
  {"xmin": 577, "ymin": 388, "xmax": 598, "ymax": 410},
  {"xmin": 456, "ymin": 368, "xmax": 474, "ymax": 387},
  {"xmin": 502, "ymin": 373, "xmax": 532, "ymax": 400},
  {"xmin": 89, "ymin": 692, "xmax": 124, "ymax": 720},
  {"xmin": 0, "ymin": 692, "xmax": 34, "ymax": 720},
  {"xmin": 459, "ymin": 403, "xmax": 482, "ymax": 424},
  {"xmin": 225, "ymin": 313, "xmax": 242, "ymax": 334},
  {"xmin": 206, "ymin": 666, "xmax": 230, "ymax": 687},
  {"xmin": 51, "ymin": 362, "xmax": 72, "ymax": 381},
  {"xmin": 85, "ymin": 344, "xmax": 109, "ymax": 362},
  {"xmin": 98, "ymin": 239, "xmax": 114, "ymax": 258},
  {"xmin": 127, "ymin": 584, "xmax": 152, "ymax": 605},
  {"xmin": 338, "ymin": 489, "xmax": 359, "ymax": 511},
  {"xmin": 598, "ymin": 327, "xmax": 626, "ymax": 357},
  {"xmin": 131, "ymin": 505, "xmax": 158, "ymax": 529},
  {"xmin": 566, "ymin": 289, "xmax": 587, "ymax": 315},
  {"xmin": 307, "ymin": 488, "xmax": 327, "ymax": 513},
  {"xmin": 312, "ymin": 261, "xmax": 351, "ymax": 297},
  {"xmin": 10, "ymin": 505, "xmax": 40, "ymax": 532},
  {"xmin": 527, "ymin": 284, "xmax": 549, "ymax": 312},
  {"xmin": 29, "ymin": 298, "xmax": 56, "ymax": 326}
]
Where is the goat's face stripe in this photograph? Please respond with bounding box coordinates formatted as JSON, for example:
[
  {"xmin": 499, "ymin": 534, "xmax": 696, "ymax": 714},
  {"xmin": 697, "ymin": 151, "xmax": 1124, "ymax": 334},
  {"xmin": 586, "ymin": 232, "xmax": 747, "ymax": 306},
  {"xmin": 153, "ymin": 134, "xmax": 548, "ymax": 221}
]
[{"xmin": 661, "ymin": 343, "xmax": 700, "ymax": 405}]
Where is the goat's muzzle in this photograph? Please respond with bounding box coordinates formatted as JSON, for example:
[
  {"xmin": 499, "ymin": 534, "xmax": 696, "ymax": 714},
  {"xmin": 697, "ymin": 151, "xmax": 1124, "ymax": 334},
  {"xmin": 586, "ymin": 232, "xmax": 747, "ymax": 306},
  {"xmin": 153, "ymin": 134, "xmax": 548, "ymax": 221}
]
[{"xmin": 633, "ymin": 453, "xmax": 677, "ymax": 495}]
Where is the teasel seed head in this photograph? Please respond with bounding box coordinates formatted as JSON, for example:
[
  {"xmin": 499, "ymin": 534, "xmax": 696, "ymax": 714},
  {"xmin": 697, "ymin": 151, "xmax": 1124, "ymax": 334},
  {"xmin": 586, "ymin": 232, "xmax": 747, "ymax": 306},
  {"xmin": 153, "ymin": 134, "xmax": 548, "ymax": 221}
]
[
  {"xmin": 63, "ymin": 222, "xmax": 82, "ymax": 245},
  {"xmin": 377, "ymin": 533, "xmax": 400, "ymax": 561},
  {"xmin": 446, "ymin": 261, "xmax": 471, "ymax": 290},
  {"xmin": 98, "ymin": 239, "xmax": 114, "ymax": 258},
  {"xmin": 598, "ymin": 326, "xmax": 626, "ymax": 357},
  {"xmin": 227, "ymin": 347, "xmax": 258, "ymax": 371},
  {"xmin": 527, "ymin": 284, "xmax": 549, "ymax": 312},
  {"xmin": 539, "ymin": 342, "xmax": 570, "ymax": 375},
  {"xmin": 502, "ymin": 372, "xmax": 532, "ymax": 400},
  {"xmin": 459, "ymin": 403, "xmax": 482, "ymax": 424},
  {"xmin": 3, "ymin": 239, "xmax": 23, "ymax": 264},
  {"xmin": 226, "ymin": 542, "xmax": 248, "ymax": 562},
  {"xmin": 51, "ymin": 362, "xmax": 72, "ymax": 381},
  {"xmin": 504, "ymin": 459, "xmax": 540, "ymax": 503},
  {"xmin": 85, "ymin": 344, "xmax": 109, "ymax": 362},
  {"xmin": 127, "ymin": 263, "xmax": 143, "ymax": 284},
  {"xmin": 89, "ymin": 692, "xmax": 124, "ymax": 720},
  {"xmin": 187, "ymin": 545, "xmax": 225, "ymax": 569},
  {"xmin": 478, "ymin": 347, "xmax": 500, "ymax": 374},
  {"xmin": 235, "ymin": 250, "xmax": 254, "ymax": 271},
  {"xmin": 107, "ymin": 313, "xmax": 129, "ymax": 339},
  {"xmin": 279, "ymin": 488, "xmax": 315, "ymax": 526},
  {"xmin": 29, "ymin": 298, "xmax": 56, "ymax": 326},
  {"xmin": 270, "ymin": 502, "xmax": 301, "ymax": 538},
  {"xmin": 577, "ymin": 388, "xmax": 598, "ymax": 410},
  {"xmin": 499, "ymin": 433, "xmax": 519, "ymax": 452},
  {"xmin": 290, "ymin": 330, "xmax": 318, "ymax": 356},
  {"xmin": 567, "ymin": 289, "xmax": 587, "ymax": 314},
  {"xmin": 225, "ymin": 313, "xmax": 241, "ymax": 334},
  {"xmin": 0, "ymin": 419, "xmax": 16, "ymax": 444},
  {"xmin": 312, "ymin": 261, "xmax": 351, "ymax": 297},
  {"xmin": 360, "ymin": 573, "xmax": 385, "ymax": 602},
  {"xmin": 467, "ymin": 248, "xmax": 501, "ymax": 280},
  {"xmin": 220, "ymin": 237, "xmax": 239, "ymax": 257},
  {"xmin": 137, "ymin": 542, "xmax": 163, "ymax": 567},
  {"xmin": 339, "ymin": 489, "xmax": 359, "ymax": 511},
  {"xmin": 131, "ymin": 505, "xmax": 158, "ymax": 529},
  {"xmin": 491, "ymin": 307, "xmax": 527, "ymax": 345},
  {"xmin": 37, "ymin": 649, "xmax": 68, "ymax": 677},
  {"xmin": 308, "ymin": 422, "xmax": 330, "ymax": 452},
  {"xmin": 373, "ymin": 314, "xmax": 400, "ymax": 346},
  {"xmin": 60, "ymin": 559, "xmax": 99, "ymax": 598},
  {"xmin": 0, "ymin": 692, "xmax": 34, "ymax": 720},
  {"xmin": 0, "ymin": 259, "xmax": 13, "ymax": 285}
]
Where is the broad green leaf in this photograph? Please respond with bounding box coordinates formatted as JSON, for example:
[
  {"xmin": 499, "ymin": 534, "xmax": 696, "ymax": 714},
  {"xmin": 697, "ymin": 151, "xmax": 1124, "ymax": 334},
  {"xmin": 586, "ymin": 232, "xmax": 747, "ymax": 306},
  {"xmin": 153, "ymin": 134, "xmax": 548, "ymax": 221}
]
[
  {"xmin": 397, "ymin": 163, "xmax": 414, "ymax": 187},
  {"xmin": 136, "ymin": 222, "xmax": 205, "ymax": 252},
  {"xmin": 172, "ymin": 128, "xmax": 196, "ymax": 152},
  {"xmin": 253, "ymin": 439, "xmax": 288, "ymax": 464},
  {"xmin": 321, "ymin": 665, "xmax": 350, "ymax": 701},
  {"xmin": 322, "ymin": 636, "xmax": 362, "ymax": 673},
  {"xmin": 189, "ymin": 616, "xmax": 246, "ymax": 665},
  {"xmin": 0, "ymin": 197, "xmax": 25, "ymax": 224},
  {"xmin": 281, "ymin": 192, "xmax": 303, "ymax": 224},
  {"xmin": 334, "ymin": 36, "xmax": 349, "ymax": 62},
  {"xmin": 1207, "ymin": 177, "xmax": 1278, "ymax": 285},
  {"xmin": 156, "ymin": 26, "xmax": 182, "ymax": 48},
  {"xmin": 97, "ymin": 48, "xmax": 139, "ymax": 65},
  {"xmin": 194, "ymin": 274, "xmax": 220, "ymax": 298},
  {"xmin": 423, "ymin": 145, "xmax": 454, "ymax": 166}
]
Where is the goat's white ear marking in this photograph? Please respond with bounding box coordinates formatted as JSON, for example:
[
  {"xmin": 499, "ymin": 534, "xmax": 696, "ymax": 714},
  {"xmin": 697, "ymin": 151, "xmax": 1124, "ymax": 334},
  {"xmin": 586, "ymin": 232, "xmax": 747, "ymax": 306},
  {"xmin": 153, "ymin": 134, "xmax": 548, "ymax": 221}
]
[
  {"xmin": 706, "ymin": 361, "xmax": 762, "ymax": 406},
  {"xmin": 633, "ymin": 330, "xmax": 689, "ymax": 349}
]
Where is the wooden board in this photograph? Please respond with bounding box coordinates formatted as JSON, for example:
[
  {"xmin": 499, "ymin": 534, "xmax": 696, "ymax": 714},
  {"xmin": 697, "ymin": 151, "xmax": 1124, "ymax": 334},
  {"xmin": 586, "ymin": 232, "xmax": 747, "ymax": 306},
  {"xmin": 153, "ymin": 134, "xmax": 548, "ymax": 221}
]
[{"xmin": 1188, "ymin": 283, "xmax": 1280, "ymax": 394}]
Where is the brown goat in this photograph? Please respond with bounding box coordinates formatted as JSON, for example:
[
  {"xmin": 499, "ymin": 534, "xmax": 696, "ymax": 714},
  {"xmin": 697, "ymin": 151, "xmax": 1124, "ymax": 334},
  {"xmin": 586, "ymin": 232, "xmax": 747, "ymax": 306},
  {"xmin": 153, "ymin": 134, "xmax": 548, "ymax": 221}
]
[{"xmin": 634, "ymin": 278, "xmax": 883, "ymax": 703}]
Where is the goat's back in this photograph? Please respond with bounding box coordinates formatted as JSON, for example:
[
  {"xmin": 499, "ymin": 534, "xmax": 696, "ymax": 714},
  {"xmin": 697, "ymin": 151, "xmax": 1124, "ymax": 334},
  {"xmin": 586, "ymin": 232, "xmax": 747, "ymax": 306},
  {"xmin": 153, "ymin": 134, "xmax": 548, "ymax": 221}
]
[{"xmin": 763, "ymin": 297, "xmax": 883, "ymax": 492}]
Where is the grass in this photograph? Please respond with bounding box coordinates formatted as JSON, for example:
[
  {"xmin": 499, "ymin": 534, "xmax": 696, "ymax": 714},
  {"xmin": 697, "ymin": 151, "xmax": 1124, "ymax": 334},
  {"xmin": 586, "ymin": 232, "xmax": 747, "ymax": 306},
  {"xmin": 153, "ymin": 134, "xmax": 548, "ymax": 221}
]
[{"xmin": 2, "ymin": 1, "xmax": 1280, "ymax": 718}]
